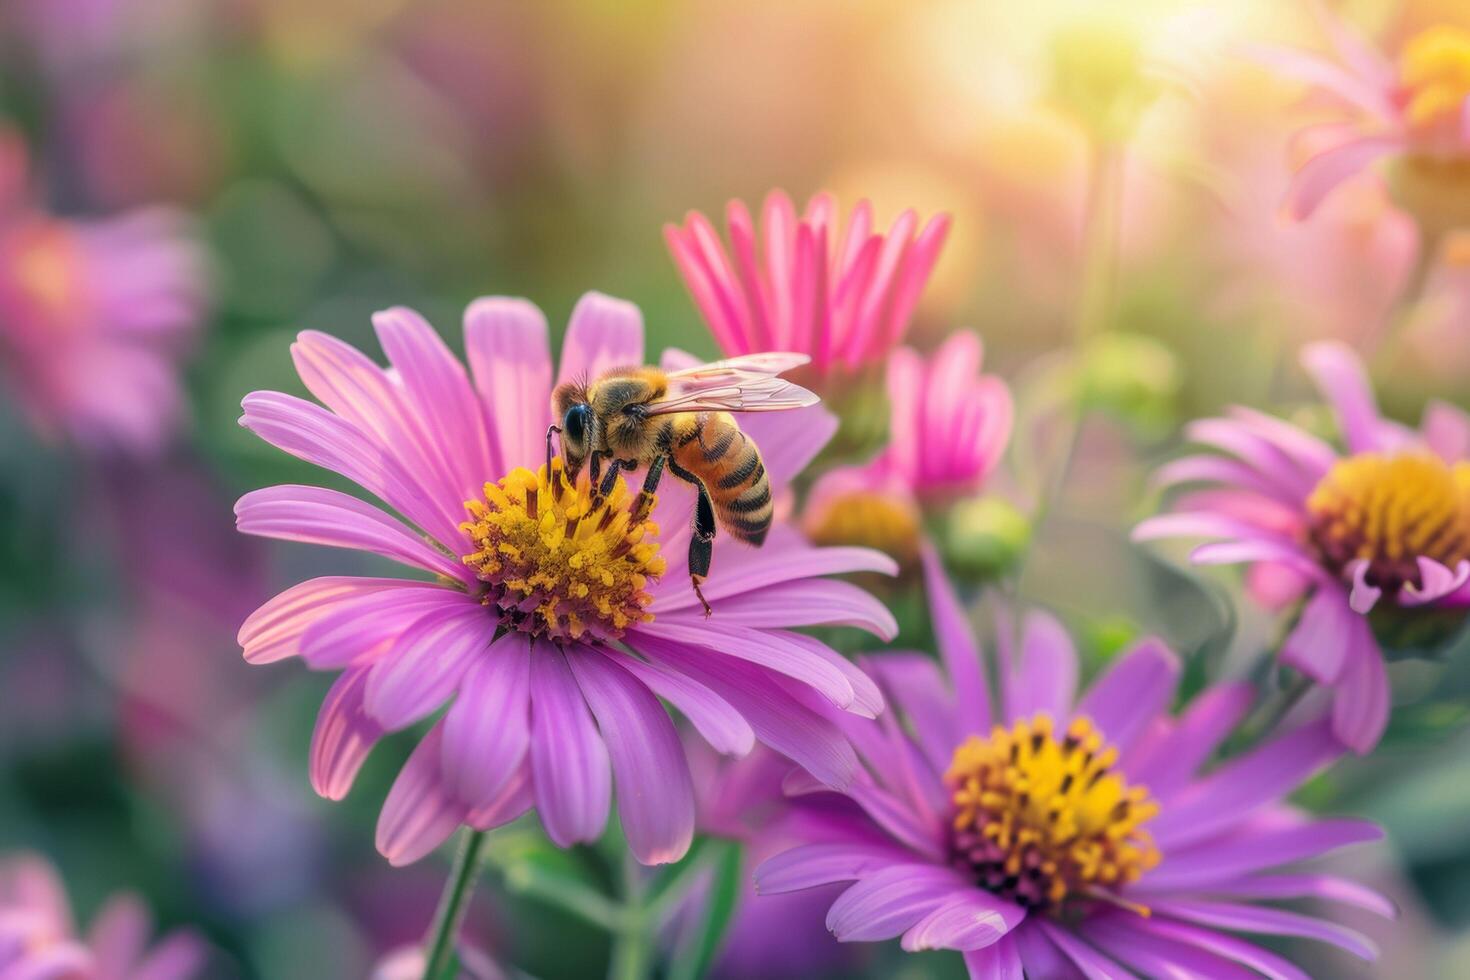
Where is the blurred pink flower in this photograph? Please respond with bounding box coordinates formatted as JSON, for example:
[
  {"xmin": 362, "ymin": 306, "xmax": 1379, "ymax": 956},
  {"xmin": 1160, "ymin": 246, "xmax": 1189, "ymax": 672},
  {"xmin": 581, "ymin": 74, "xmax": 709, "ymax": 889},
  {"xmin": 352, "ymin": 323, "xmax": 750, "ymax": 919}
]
[
  {"xmin": 0, "ymin": 140, "xmax": 207, "ymax": 454},
  {"xmin": 1135, "ymin": 341, "xmax": 1470, "ymax": 751},
  {"xmin": 1253, "ymin": 5, "xmax": 1470, "ymax": 220},
  {"xmin": 236, "ymin": 292, "xmax": 896, "ymax": 868},
  {"xmin": 756, "ymin": 549, "xmax": 1390, "ymax": 976},
  {"xmin": 803, "ymin": 332, "xmax": 1012, "ymax": 562},
  {"xmin": 665, "ymin": 189, "xmax": 950, "ymax": 382},
  {"xmin": 371, "ymin": 942, "xmax": 502, "ymax": 980},
  {"xmin": 0, "ymin": 852, "xmax": 205, "ymax": 980}
]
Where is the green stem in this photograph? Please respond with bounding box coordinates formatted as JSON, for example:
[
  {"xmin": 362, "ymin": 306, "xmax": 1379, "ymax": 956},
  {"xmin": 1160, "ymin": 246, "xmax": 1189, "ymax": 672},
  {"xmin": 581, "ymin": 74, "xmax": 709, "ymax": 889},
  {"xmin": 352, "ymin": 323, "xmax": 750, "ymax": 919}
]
[
  {"xmin": 422, "ymin": 829, "xmax": 488, "ymax": 980},
  {"xmin": 609, "ymin": 852, "xmax": 652, "ymax": 980}
]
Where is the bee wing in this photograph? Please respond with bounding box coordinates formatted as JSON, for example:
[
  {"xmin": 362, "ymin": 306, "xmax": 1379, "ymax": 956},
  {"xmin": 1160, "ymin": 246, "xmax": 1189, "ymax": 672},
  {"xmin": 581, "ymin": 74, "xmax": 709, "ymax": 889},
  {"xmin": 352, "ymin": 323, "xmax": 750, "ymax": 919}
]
[{"xmin": 646, "ymin": 352, "xmax": 818, "ymax": 414}]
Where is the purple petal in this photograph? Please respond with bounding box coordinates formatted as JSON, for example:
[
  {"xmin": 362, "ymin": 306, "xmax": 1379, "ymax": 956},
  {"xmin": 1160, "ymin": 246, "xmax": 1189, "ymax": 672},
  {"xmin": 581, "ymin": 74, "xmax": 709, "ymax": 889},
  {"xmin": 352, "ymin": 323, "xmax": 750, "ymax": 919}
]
[
  {"xmin": 372, "ymin": 306, "xmax": 496, "ymax": 510},
  {"xmin": 462, "ymin": 296, "xmax": 551, "ymax": 473},
  {"xmin": 636, "ymin": 619, "xmax": 856, "ymax": 711},
  {"xmin": 1080, "ymin": 914, "xmax": 1257, "ymax": 979},
  {"xmin": 921, "ymin": 544, "xmax": 991, "ymax": 732},
  {"xmin": 1422, "ymin": 399, "xmax": 1470, "ymax": 462},
  {"xmin": 1331, "ymin": 638, "xmax": 1390, "ymax": 754},
  {"xmin": 238, "ymin": 576, "xmax": 412, "ymax": 664},
  {"xmin": 310, "ymin": 666, "xmax": 383, "ymax": 801},
  {"xmin": 1401, "ymin": 557, "xmax": 1470, "ymax": 606},
  {"xmin": 566, "ymin": 650, "xmax": 695, "ymax": 865},
  {"xmin": 1152, "ymin": 454, "xmax": 1303, "ymax": 506},
  {"xmin": 633, "ymin": 634, "xmax": 858, "ymax": 789},
  {"xmin": 234, "ymin": 485, "xmax": 469, "ymax": 582},
  {"xmin": 1138, "ymin": 818, "xmax": 1382, "ymax": 891},
  {"xmin": 465, "ymin": 762, "xmax": 534, "ymax": 831},
  {"xmin": 239, "ymin": 390, "xmax": 460, "ymax": 550},
  {"xmin": 864, "ymin": 654, "xmax": 960, "ymax": 773},
  {"xmin": 1124, "ymin": 682, "xmax": 1253, "ymax": 798},
  {"xmin": 441, "ymin": 632, "xmax": 532, "ymax": 809},
  {"xmin": 1280, "ymin": 587, "xmax": 1355, "ymax": 683},
  {"xmin": 375, "ymin": 723, "xmax": 467, "ymax": 866},
  {"xmin": 843, "ymin": 778, "xmax": 946, "ymax": 860},
  {"xmin": 86, "ymin": 894, "xmax": 149, "ymax": 973},
  {"xmin": 755, "ymin": 843, "xmax": 916, "ymax": 895},
  {"xmin": 529, "ymin": 643, "xmax": 612, "ymax": 846},
  {"xmin": 601, "ymin": 648, "xmax": 754, "ymax": 756},
  {"xmin": 1131, "ymin": 511, "xmax": 1286, "ymax": 544},
  {"xmin": 128, "ymin": 932, "xmax": 208, "ymax": 980},
  {"xmin": 901, "ymin": 891, "xmax": 1024, "ymax": 952},
  {"xmin": 1151, "ymin": 899, "xmax": 1376, "ymax": 960},
  {"xmin": 1300, "ymin": 341, "xmax": 1387, "ymax": 453},
  {"xmin": 1348, "ymin": 559, "xmax": 1382, "ymax": 613},
  {"xmin": 1190, "ymin": 539, "xmax": 1328, "ymax": 580},
  {"xmin": 1134, "ymin": 917, "xmax": 1309, "ymax": 980},
  {"xmin": 555, "ymin": 291, "xmax": 645, "ymax": 389},
  {"xmin": 1073, "ymin": 638, "xmax": 1179, "ymax": 752},
  {"xmin": 779, "ymin": 630, "xmax": 885, "ymax": 718},
  {"xmin": 1198, "ymin": 873, "xmax": 1395, "ymax": 918},
  {"xmin": 660, "ymin": 578, "xmax": 897, "ymax": 639},
  {"xmin": 1035, "ymin": 921, "xmax": 1135, "ymax": 980},
  {"xmin": 1149, "ymin": 720, "xmax": 1341, "ymax": 849},
  {"xmin": 363, "ymin": 606, "xmax": 491, "ymax": 730},
  {"xmin": 1002, "ymin": 610, "xmax": 1077, "ymax": 725},
  {"xmin": 299, "ymin": 585, "xmax": 470, "ymax": 670},
  {"xmin": 962, "ymin": 931, "xmax": 1025, "ymax": 980},
  {"xmin": 824, "ymin": 865, "xmax": 970, "ymax": 942}
]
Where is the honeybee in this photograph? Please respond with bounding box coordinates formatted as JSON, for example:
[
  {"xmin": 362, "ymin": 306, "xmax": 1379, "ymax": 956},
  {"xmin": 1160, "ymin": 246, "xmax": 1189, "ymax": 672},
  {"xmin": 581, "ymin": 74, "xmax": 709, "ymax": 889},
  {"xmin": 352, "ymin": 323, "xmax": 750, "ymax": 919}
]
[{"xmin": 551, "ymin": 352, "xmax": 818, "ymax": 614}]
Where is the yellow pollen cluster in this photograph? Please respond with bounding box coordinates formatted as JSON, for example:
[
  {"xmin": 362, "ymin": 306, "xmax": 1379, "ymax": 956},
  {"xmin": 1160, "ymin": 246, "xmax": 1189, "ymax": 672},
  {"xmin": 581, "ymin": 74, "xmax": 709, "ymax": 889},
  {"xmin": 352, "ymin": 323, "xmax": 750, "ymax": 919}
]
[
  {"xmin": 460, "ymin": 458, "xmax": 665, "ymax": 643},
  {"xmin": 1400, "ymin": 25, "xmax": 1470, "ymax": 140},
  {"xmin": 804, "ymin": 490, "xmax": 922, "ymax": 566},
  {"xmin": 945, "ymin": 714, "xmax": 1160, "ymax": 913},
  {"xmin": 1307, "ymin": 452, "xmax": 1470, "ymax": 593}
]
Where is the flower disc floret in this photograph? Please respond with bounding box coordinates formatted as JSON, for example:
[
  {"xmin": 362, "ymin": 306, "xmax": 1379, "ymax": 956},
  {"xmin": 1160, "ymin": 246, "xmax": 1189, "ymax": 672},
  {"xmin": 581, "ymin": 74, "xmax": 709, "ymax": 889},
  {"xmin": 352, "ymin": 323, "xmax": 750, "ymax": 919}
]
[
  {"xmin": 460, "ymin": 457, "xmax": 665, "ymax": 643},
  {"xmin": 945, "ymin": 714, "xmax": 1160, "ymax": 912}
]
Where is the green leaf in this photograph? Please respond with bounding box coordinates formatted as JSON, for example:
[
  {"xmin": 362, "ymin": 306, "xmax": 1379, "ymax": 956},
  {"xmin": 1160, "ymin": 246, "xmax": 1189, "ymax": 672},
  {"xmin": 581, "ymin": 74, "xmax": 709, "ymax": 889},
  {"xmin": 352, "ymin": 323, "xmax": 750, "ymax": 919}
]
[{"xmin": 668, "ymin": 840, "xmax": 743, "ymax": 980}]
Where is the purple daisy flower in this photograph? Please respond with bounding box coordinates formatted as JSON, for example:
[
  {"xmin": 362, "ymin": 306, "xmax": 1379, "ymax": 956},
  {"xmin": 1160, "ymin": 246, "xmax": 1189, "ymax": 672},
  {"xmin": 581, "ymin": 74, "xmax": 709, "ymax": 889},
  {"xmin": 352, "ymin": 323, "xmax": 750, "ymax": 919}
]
[
  {"xmin": 1134, "ymin": 341, "xmax": 1470, "ymax": 752},
  {"xmin": 235, "ymin": 292, "xmax": 895, "ymax": 867},
  {"xmin": 755, "ymin": 548, "xmax": 1391, "ymax": 977}
]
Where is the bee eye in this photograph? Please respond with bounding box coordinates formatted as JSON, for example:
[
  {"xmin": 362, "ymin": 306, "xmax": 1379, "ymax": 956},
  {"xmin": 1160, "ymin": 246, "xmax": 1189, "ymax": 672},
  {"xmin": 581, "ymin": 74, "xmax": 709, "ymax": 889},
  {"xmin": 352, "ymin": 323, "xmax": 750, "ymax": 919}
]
[{"xmin": 563, "ymin": 404, "xmax": 591, "ymax": 446}]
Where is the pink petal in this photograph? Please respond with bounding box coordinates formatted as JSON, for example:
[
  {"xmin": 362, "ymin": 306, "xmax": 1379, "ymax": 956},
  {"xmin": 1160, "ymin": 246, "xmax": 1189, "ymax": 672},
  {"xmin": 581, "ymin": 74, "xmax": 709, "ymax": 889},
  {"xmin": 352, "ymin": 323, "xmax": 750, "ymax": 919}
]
[
  {"xmin": 298, "ymin": 585, "xmax": 471, "ymax": 670},
  {"xmin": 441, "ymin": 632, "xmax": 532, "ymax": 810},
  {"xmin": 463, "ymin": 296, "xmax": 551, "ymax": 474},
  {"xmin": 1138, "ymin": 818, "xmax": 1381, "ymax": 891},
  {"xmin": 1284, "ymin": 136, "xmax": 1400, "ymax": 221},
  {"xmin": 1422, "ymin": 399, "xmax": 1470, "ymax": 462},
  {"xmin": 824, "ymin": 865, "xmax": 971, "ymax": 942},
  {"xmin": 310, "ymin": 666, "xmax": 384, "ymax": 801},
  {"xmin": 755, "ymin": 843, "xmax": 916, "ymax": 895},
  {"xmin": 1348, "ymin": 559, "xmax": 1382, "ymax": 613},
  {"xmin": 1002, "ymin": 610, "xmax": 1077, "ymax": 725},
  {"xmin": 921, "ymin": 544, "xmax": 991, "ymax": 732},
  {"xmin": 238, "ymin": 576, "xmax": 413, "ymax": 665},
  {"xmin": 363, "ymin": 606, "xmax": 491, "ymax": 730},
  {"xmin": 1035, "ymin": 921, "xmax": 1134, "ymax": 980},
  {"xmin": 1150, "ymin": 898, "xmax": 1377, "ymax": 960},
  {"xmin": 601, "ymin": 648, "xmax": 754, "ymax": 756},
  {"xmin": 1197, "ymin": 873, "xmax": 1395, "ymax": 918},
  {"xmin": 900, "ymin": 890, "xmax": 1023, "ymax": 952},
  {"xmin": 1124, "ymin": 682, "xmax": 1253, "ymax": 798},
  {"xmin": 554, "ymin": 291, "xmax": 645, "ymax": 389},
  {"xmin": 127, "ymin": 932, "xmax": 208, "ymax": 980},
  {"xmin": 86, "ymin": 894, "xmax": 149, "ymax": 976},
  {"xmin": 1332, "ymin": 638, "xmax": 1390, "ymax": 754},
  {"xmin": 528, "ymin": 643, "xmax": 611, "ymax": 847},
  {"xmin": 1300, "ymin": 341, "xmax": 1389, "ymax": 454},
  {"xmin": 567, "ymin": 650, "xmax": 695, "ymax": 865},
  {"xmin": 1133, "ymin": 917, "xmax": 1308, "ymax": 980},
  {"xmin": 1401, "ymin": 557, "xmax": 1470, "ymax": 606},
  {"xmin": 1280, "ymin": 587, "xmax": 1356, "ymax": 683},
  {"xmin": 961, "ymin": 931, "xmax": 1025, "ymax": 980},
  {"xmin": 375, "ymin": 723, "xmax": 466, "ymax": 866},
  {"xmin": 1073, "ymin": 638, "xmax": 1179, "ymax": 752}
]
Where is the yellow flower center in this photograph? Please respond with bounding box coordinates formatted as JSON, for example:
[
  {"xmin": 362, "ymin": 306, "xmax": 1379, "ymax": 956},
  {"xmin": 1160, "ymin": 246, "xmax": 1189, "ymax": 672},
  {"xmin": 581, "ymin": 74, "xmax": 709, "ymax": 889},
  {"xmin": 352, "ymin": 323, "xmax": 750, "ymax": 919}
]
[
  {"xmin": 1307, "ymin": 452, "xmax": 1470, "ymax": 593},
  {"xmin": 1400, "ymin": 25, "xmax": 1470, "ymax": 143},
  {"xmin": 460, "ymin": 458, "xmax": 665, "ymax": 643},
  {"xmin": 803, "ymin": 490, "xmax": 921, "ymax": 566},
  {"xmin": 946, "ymin": 714, "xmax": 1160, "ymax": 913}
]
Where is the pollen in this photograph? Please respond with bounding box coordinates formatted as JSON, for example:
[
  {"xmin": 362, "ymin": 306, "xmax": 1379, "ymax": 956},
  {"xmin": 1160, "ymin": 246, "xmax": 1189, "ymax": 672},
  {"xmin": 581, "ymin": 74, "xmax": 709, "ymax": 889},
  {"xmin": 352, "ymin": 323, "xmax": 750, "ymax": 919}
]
[
  {"xmin": 1307, "ymin": 452, "xmax": 1470, "ymax": 594},
  {"xmin": 1400, "ymin": 25, "xmax": 1470, "ymax": 142},
  {"xmin": 945, "ymin": 715, "xmax": 1160, "ymax": 913},
  {"xmin": 460, "ymin": 457, "xmax": 666, "ymax": 643}
]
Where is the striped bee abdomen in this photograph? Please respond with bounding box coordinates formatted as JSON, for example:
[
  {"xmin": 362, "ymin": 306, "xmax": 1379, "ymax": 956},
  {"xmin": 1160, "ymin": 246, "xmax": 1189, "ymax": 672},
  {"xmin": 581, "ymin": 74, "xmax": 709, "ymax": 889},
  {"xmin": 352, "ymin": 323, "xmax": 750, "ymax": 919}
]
[{"xmin": 670, "ymin": 411, "xmax": 773, "ymax": 546}]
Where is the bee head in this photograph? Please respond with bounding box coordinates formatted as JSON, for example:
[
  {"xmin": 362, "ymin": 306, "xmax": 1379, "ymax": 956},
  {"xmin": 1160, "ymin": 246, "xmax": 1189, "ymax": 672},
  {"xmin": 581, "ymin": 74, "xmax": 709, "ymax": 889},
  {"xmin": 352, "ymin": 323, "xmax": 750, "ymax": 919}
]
[{"xmin": 560, "ymin": 403, "xmax": 594, "ymax": 470}]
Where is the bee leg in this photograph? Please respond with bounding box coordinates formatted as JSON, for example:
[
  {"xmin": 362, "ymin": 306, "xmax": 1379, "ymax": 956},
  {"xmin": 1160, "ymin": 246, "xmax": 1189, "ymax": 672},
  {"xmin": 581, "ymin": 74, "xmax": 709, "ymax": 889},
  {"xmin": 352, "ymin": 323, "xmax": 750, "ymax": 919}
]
[
  {"xmin": 597, "ymin": 458, "xmax": 630, "ymax": 499},
  {"xmin": 668, "ymin": 457, "xmax": 716, "ymax": 617},
  {"xmin": 588, "ymin": 450, "xmax": 603, "ymax": 493},
  {"xmin": 545, "ymin": 425, "xmax": 561, "ymax": 473},
  {"xmin": 632, "ymin": 455, "xmax": 664, "ymax": 522}
]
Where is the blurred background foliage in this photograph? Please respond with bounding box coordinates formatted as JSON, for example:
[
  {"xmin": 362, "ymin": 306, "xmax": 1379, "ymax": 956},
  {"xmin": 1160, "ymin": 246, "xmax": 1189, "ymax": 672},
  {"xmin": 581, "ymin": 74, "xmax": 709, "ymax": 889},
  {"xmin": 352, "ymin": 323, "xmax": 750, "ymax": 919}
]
[{"xmin": 2, "ymin": 0, "xmax": 1470, "ymax": 977}]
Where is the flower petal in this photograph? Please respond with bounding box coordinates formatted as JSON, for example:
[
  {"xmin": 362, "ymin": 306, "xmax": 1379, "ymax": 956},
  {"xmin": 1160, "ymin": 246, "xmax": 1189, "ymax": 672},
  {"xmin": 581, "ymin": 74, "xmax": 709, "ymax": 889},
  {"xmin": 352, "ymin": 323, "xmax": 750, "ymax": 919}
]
[
  {"xmin": 1002, "ymin": 609, "xmax": 1077, "ymax": 725},
  {"xmin": 921, "ymin": 544, "xmax": 991, "ymax": 732},
  {"xmin": 299, "ymin": 585, "xmax": 469, "ymax": 669},
  {"xmin": 961, "ymin": 931, "xmax": 1025, "ymax": 980},
  {"xmin": 238, "ymin": 576, "xmax": 412, "ymax": 665},
  {"xmin": 441, "ymin": 632, "xmax": 532, "ymax": 810},
  {"xmin": 1073, "ymin": 638, "xmax": 1179, "ymax": 752},
  {"xmin": 463, "ymin": 296, "xmax": 551, "ymax": 474},
  {"xmin": 555, "ymin": 291, "xmax": 645, "ymax": 389},
  {"xmin": 1332, "ymin": 637, "xmax": 1390, "ymax": 754},
  {"xmin": 529, "ymin": 643, "xmax": 612, "ymax": 847},
  {"xmin": 900, "ymin": 891, "xmax": 1024, "ymax": 952},
  {"xmin": 755, "ymin": 843, "xmax": 917, "ymax": 895},
  {"xmin": 363, "ymin": 606, "xmax": 491, "ymax": 731},
  {"xmin": 567, "ymin": 650, "xmax": 695, "ymax": 865},
  {"xmin": 824, "ymin": 865, "xmax": 970, "ymax": 942},
  {"xmin": 1133, "ymin": 917, "xmax": 1309, "ymax": 980},
  {"xmin": 375, "ymin": 723, "xmax": 466, "ymax": 866},
  {"xmin": 310, "ymin": 666, "xmax": 384, "ymax": 801},
  {"xmin": 601, "ymin": 648, "xmax": 754, "ymax": 757},
  {"xmin": 1150, "ymin": 899, "xmax": 1377, "ymax": 960},
  {"xmin": 1280, "ymin": 587, "xmax": 1355, "ymax": 684}
]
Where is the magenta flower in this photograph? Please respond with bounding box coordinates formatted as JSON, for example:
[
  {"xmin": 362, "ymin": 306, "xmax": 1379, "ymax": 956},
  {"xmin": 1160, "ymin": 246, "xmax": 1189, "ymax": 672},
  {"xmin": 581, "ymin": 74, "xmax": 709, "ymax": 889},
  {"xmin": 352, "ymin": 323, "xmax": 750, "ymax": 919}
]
[
  {"xmin": 664, "ymin": 189, "xmax": 950, "ymax": 381},
  {"xmin": 0, "ymin": 852, "xmax": 205, "ymax": 979},
  {"xmin": 803, "ymin": 331, "xmax": 1012, "ymax": 562},
  {"xmin": 1135, "ymin": 341, "xmax": 1470, "ymax": 752},
  {"xmin": 755, "ymin": 550, "xmax": 1391, "ymax": 977},
  {"xmin": 236, "ymin": 292, "xmax": 895, "ymax": 867},
  {"xmin": 0, "ymin": 144, "xmax": 207, "ymax": 454},
  {"xmin": 1252, "ymin": 8, "xmax": 1470, "ymax": 220}
]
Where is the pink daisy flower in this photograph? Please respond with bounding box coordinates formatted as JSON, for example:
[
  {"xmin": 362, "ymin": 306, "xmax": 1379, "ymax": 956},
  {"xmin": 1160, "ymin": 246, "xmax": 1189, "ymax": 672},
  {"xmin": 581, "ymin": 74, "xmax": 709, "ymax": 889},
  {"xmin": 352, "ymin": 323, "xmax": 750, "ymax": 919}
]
[
  {"xmin": 664, "ymin": 189, "xmax": 950, "ymax": 383},
  {"xmin": 1252, "ymin": 4, "xmax": 1470, "ymax": 220},
  {"xmin": 1134, "ymin": 341, "xmax": 1470, "ymax": 752},
  {"xmin": 0, "ymin": 137, "xmax": 207, "ymax": 454},
  {"xmin": 0, "ymin": 851, "xmax": 205, "ymax": 980},
  {"xmin": 755, "ymin": 549, "xmax": 1392, "ymax": 977},
  {"xmin": 803, "ymin": 331, "xmax": 1013, "ymax": 564},
  {"xmin": 235, "ymin": 292, "xmax": 896, "ymax": 867}
]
